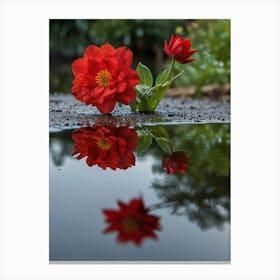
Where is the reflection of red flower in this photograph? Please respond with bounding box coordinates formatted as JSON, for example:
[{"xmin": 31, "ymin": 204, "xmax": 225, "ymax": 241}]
[
  {"xmin": 103, "ymin": 198, "xmax": 161, "ymax": 246},
  {"xmin": 71, "ymin": 43, "xmax": 140, "ymax": 114},
  {"xmin": 162, "ymin": 151, "xmax": 189, "ymax": 174},
  {"xmin": 164, "ymin": 34, "xmax": 197, "ymax": 64},
  {"xmin": 72, "ymin": 126, "xmax": 137, "ymax": 170}
]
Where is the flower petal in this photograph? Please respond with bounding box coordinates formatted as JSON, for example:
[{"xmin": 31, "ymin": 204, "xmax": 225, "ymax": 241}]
[
  {"xmin": 100, "ymin": 42, "xmax": 115, "ymax": 54},
  {"xmin": 116, "ymin": 46, "xmax": 133, "ymax": 67},
  {"xmin": 116, "ymin": 88, "xmax": 136, "ymax": 105},
  {"xmin": 117, "ymin": 82, "xmax": 127, "ymax": 92},
  {"xmin": 96, "ymin": 98, "xmax": 116, "ymax": 114},
  {"xmin": 84, "ymin": 45, "xmax": 100, "ymax": 58},
  {"xmin": 71, "ymin": 58, "xmax": 87, "ymax": 76}
]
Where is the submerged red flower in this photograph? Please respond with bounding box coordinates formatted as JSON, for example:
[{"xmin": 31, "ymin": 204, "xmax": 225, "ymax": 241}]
[
  {"xmin": 103, "ymin": 198, "xmax": 161, "ymax": 246},
  {"xmin": 72, "ymin": 126, "xmax": 138, "ymax": 170},
  {"xmin": 162, "ymin": 151, "xmax": 189, "ymax": 174},
  {"xmin": 71, "ymin": 43, "xmax": 140, "ymax": 114},
  {"xmin": 164, "ymin": 34, "xmax": 197, "ymax": 64}
]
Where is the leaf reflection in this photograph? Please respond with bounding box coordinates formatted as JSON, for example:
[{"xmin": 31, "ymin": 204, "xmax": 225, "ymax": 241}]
[{"xmin": 72, "ymin": 126, "xmax": 138, "ymax": 170}]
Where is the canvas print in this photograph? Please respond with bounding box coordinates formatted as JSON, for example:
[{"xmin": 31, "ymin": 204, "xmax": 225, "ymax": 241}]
[{"xmin": 49, "ymin": 19, "xmax": 230, "ymax": 262}]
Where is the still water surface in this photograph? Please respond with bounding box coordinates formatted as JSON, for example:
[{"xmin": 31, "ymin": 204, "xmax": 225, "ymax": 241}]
[{"xmin": 49, "ymin": 123, "xmax": 230, "ymax": 261}]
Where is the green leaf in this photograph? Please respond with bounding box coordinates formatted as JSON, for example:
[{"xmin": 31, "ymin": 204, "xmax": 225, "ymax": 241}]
[
  {"xmin": 146, "ymin": 82, "xmax": 171, "ymax": 111},
  {"xmin": 169, "ymin": 70, "xmax": 184, "ymax": 83},
  {"xmin": 146, "ymin": 71, "xmax": 185, "ymax": 111},
  {"xmin": 155, "ymin": 68, "xmax": 168, "ymax": 85},
  {"xmin": 155, "ymin": 137, "xmax": 173, "ymax": 154},
  {"xmin": 135, "ymin": 84, "xmax": 151, "ymax": 96},
  {"xmin": 132, "ymin": 63, "xmax": 183, "ymax": 112},
  {"xmin": 136, "ymin": 63, "xmax": 153, "ymax": 88},
  {"xmin": 129, "ymin": 99, "xmax": 139, "ymax": 111},
  {"xmin": 149, "ymin": 126, "xmax": 173, "ymax": 154},
  {"xmin": 136, "ymin": 134, "xmax": 153, "ymax": 155}
]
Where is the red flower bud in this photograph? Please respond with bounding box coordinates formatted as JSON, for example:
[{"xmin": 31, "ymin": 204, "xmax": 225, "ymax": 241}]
[
  {"xmin": 162, "ymin": 151, "xmax": 189, "ymax": 174},
  {"xmin": 164, "ymin": 34, "xmax": 197, "ymax": 64}
]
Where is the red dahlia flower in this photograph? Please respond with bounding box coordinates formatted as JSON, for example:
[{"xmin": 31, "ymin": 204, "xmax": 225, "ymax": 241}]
[
  {"xmin": 103, "ymin": 198, "xmax": 161, "ymax": 246},
  {"xmin": 164, "ymin": 34, "xmax": 197, "ymax": 64},
  {"xmin": 72, "ymin": 126, "xmax": 137, "ymax": 170},
  {"xmin": 71, "ymin": 43, "xmax": 140, "ymax": 114},
  {"xmin": 162, "ymin": 151, "xmax": 189, "ymax": 174}
]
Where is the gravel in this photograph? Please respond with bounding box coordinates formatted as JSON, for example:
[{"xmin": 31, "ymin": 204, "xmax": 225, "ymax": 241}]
[{"xmin": 49, "ymin": 93, "xmax": 230, "ymax": 132}]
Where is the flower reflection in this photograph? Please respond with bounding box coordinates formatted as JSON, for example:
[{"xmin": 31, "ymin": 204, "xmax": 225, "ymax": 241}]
[
  {"xmin": 162, "ymin": 151, "xmax": 189, "ymax": 174},
  {"xmin": 72, "ymin": 126, "xmax": 137, "ymax": 170},
  {"xmin": 103, "ymin": 198, "xmax": 161, "ymax": 246}
]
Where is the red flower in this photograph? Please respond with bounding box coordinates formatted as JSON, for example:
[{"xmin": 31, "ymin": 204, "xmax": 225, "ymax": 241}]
[
  {"xmin": 162, "ymin": 151, "xmax": 189, "ymax": 174},
  {"xmin": 71, "ymin": 43, "xmax": 140, "ymax": 114},
  {"xmin": 164, "ymin": 34, "xmax": 197, "ymax": 64},
  {"xmin": 72, "ymin": 126, "xmax": 138, "ymax": 170},
  {"xmin": 103, "ymin": 198, "xmax": 161, "ymax": 246}
]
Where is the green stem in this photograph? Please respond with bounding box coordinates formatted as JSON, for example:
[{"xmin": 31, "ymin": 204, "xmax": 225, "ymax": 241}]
[
  {"xmin": 143, "ymin": 59, "xmax": 176, "ymax": 112},
  {"xmin": 166, "ymin": 59, "xmax": 175, "ymax": 81}
]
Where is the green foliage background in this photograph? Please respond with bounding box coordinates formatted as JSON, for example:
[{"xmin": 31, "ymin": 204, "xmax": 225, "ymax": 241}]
[
  {"xmin": 50, "ymin": 19, "xmax": 230, "ymax": 96},
  {"xmin": 172, "ymin": 20, "xmax": 230, "ymax": 95}
]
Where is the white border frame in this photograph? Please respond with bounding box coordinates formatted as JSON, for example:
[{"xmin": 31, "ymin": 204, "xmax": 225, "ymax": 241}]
[{"xmin": 1, "ymin": 0, "xmax": 279, "ymax": 279}]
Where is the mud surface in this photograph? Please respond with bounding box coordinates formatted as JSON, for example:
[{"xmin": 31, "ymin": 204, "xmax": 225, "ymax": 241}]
[{"xmin": 50, "ymin": 94, "xmax": 230, "ymax": 132}]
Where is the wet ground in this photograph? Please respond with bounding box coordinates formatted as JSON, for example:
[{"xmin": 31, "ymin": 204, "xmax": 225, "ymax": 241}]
[{"xmin": 49, "ymin": 94, "xmax": 230, "ymax": 131}]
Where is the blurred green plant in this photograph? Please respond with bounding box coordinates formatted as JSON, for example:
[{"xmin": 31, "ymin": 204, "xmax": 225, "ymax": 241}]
[
  {"xmin": 50, "ymin": 19, "xmax": 182, "ymax": 58},
  {"xmin": 172, "ymin": 20, "xmax": 230, "ymax": 95}
]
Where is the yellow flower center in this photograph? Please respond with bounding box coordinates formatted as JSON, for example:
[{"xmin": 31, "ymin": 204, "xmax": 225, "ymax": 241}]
[
  {"xmin": 96, "ymin": 138, "xmax": 111, "ymax": 150},
  {"xmin": 122, "ymin": 218, "xmax": 139, "ymax": 232},
  {"xmin": 95, "ymin": 69, "xmax": 111, "ymax": 87}
]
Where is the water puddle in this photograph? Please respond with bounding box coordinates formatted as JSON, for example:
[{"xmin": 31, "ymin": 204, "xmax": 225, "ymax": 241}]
[{"xmin": 49, "ymin": 122, "xmax": 230, "ymax": 261}]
